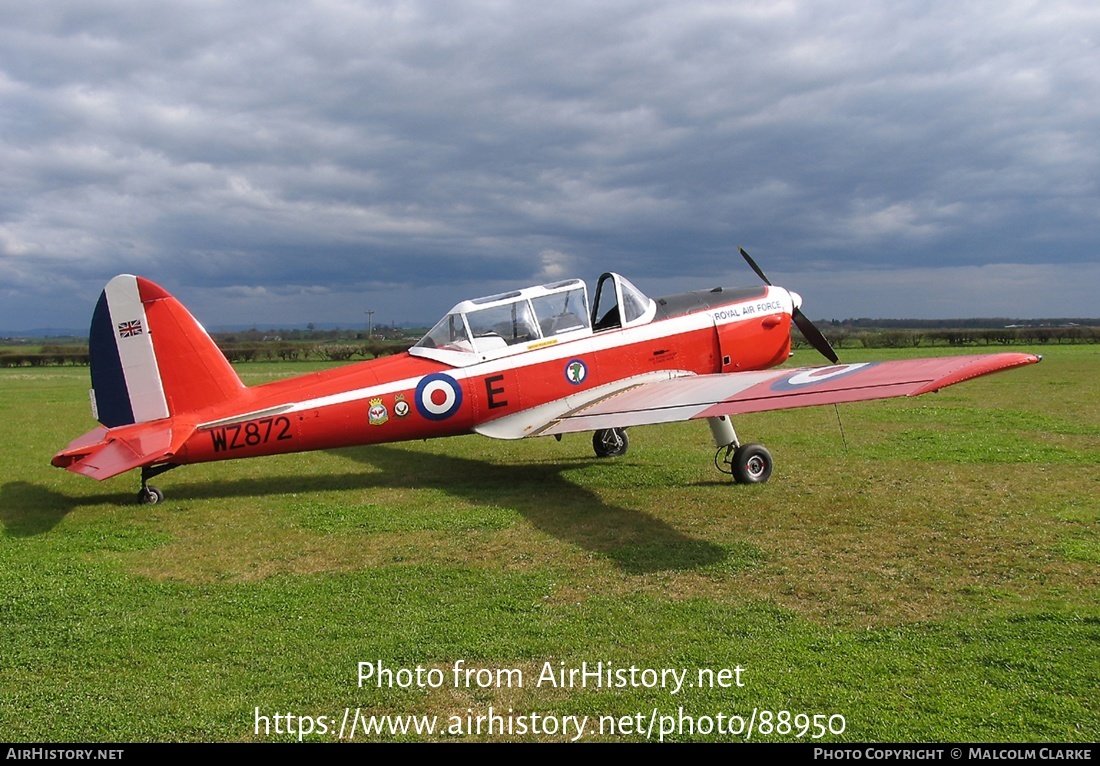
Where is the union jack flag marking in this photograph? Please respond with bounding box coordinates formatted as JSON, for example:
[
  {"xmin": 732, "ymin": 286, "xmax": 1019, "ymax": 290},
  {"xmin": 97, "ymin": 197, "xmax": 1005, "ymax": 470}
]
[{"xmin": 117, "ymin": 319, "xmax": 143, "ymax": 338}]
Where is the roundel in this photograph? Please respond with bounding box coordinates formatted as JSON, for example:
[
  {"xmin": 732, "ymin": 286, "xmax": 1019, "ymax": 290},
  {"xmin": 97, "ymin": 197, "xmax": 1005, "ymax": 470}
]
[
  {"xmin": 415, "ymin": 372, "xmax": 464, "ymax": 420},
  {"xmin": 770, "ymin": 363, "xmax": 874, "ymax": 392}
]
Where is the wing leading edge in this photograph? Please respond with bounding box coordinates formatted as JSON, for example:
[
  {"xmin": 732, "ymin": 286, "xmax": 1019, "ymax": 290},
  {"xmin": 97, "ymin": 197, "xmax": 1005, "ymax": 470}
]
[{"xmin": 513, "ymin": 352, "xmax": 1041, "ymax": 437}]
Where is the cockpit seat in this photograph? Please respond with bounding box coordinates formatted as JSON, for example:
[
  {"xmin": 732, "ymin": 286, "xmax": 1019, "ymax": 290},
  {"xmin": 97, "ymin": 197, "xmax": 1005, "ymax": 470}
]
[{"xmin": 541, "ymin": 312, "xmax": 586, "ymax": 336}]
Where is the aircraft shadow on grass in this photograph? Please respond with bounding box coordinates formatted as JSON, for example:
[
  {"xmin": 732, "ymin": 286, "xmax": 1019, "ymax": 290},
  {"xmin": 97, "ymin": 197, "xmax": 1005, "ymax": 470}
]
[
  {"xmin": 329, "ymin": 445, "xmax": 730, "ymax": 574},
  {"xmin": 1, "ymin": 481, "xmax": 95, "ymax": 536},
  {"xmin": 4, "ymin": 446, "xmax": 729, "ymax": 574}
]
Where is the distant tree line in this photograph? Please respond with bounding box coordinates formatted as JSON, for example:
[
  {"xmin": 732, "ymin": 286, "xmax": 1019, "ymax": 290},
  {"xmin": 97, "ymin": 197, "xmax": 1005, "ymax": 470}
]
[
  {"xmin": 0, "ymin": 344, "xmax": 90, "ymax": 367},
  {"xmin": 795, "ymin": 325, "xmax": 1100, "ymax": 351},
  {"xmin": 830, "ymin": 317, "xmax": 1098, "ymax": 330},
  {"xmin": 4, "ymin": 323, "xmax": 1098, "ymax": 367},
  {"xmin": 215, "ymin": 340, "xmax": 415, "ymax": 363},
  {"xmin": 0, "ymin": 339, "xmax": 416, "ymax": 367},
  {"xmin": 212, "ymin": 326, "xmax": 425, "ymax": 343}
]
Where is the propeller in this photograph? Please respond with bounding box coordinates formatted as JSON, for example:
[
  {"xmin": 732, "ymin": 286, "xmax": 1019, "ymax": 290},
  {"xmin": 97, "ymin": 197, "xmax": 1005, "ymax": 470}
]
[{"xmin": 739, "ymin": 247, "xmax": 839, "ymax": 364}]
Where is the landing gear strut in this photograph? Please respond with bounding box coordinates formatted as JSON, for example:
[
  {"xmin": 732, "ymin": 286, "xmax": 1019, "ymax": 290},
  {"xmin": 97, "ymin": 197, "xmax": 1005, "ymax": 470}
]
[{"xmin": 137, "ymin": 463, "xmax": 178, "ymax": 505}]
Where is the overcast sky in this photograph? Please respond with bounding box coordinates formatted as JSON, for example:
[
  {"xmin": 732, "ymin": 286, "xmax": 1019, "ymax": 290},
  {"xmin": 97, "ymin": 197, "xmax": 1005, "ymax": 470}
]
[{"xmin": 2, "ymin": 0, "xmax": 1097, "ymax": 332}]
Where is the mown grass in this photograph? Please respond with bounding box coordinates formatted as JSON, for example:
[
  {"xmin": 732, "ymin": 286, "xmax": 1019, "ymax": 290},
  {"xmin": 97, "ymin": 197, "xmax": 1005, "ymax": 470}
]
[{"xmin": 0, "ymin": 347, "xmax": 1096, "ymax": 741}]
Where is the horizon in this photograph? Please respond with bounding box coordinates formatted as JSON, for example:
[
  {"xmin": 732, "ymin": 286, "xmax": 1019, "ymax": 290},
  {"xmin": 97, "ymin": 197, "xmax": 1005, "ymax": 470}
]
[{"xmin": 7, "ymin": 314, "xmax": 1099, "ymax": 342}]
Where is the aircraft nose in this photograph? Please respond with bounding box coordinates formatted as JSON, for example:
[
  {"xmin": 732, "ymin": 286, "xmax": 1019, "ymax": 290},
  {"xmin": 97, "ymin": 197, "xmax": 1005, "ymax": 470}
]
[{"xmin": 788, "ymin": 290, "xmax": 803, "ymax": 310}]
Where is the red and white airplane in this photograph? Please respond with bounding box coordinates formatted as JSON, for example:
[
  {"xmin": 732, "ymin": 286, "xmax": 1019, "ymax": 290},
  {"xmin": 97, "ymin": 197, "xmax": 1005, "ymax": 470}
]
[{"xmin": 53, "ymin": 249, "xmax": 1040, "ymax": 503}]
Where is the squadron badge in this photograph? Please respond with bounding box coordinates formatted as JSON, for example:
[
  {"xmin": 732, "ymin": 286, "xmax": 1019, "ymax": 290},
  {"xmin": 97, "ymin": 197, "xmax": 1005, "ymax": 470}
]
[
  {"xmin": 394, "ymin": 393, "xmax": 410, "ymax": 418},
  {"xmin": 565, "ymin": 359, "xmax": 587, "ymax": 385},
  {"xmin": 368, "ymin": 397, "xmax": 389, "ymax": 426}
]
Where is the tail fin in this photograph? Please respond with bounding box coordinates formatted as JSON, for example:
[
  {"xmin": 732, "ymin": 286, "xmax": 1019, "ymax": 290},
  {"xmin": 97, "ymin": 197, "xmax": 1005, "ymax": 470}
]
[{"xmin": 89, "ymin": 275, "xmax": 245, "ymax": 427}]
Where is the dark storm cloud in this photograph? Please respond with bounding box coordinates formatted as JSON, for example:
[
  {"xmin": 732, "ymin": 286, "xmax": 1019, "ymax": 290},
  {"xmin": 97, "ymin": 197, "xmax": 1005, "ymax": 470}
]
[{"xmin": 1, "ymin": 0, "xmax": 1097, "ymax": 329}]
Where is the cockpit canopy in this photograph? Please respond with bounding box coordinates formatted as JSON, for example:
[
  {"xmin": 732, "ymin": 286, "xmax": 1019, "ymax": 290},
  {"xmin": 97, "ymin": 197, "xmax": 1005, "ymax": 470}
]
[
  {"xmin": 591, "ymin": 272, "xmax": 658, "ymax": 331},
  {"xmin": 412, "ymin": 278, "xmax": 592, "ymax": 365},
  {"xmin": 410, "ymin": 273, "xmax": 657, "ymax": 367}
]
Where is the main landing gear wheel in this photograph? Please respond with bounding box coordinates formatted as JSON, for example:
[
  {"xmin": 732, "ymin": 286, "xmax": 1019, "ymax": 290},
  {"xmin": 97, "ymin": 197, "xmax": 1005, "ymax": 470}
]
[
  {"xmin": 592, "ymin": 428, "xmax": 629, "ymax": 458},
  {"xmin": 138, "ymin": 485, "xmax": 164, "ymax": 505},
  {"xmin": 731, "ymin": 443, "xmax": 773, "ymax": 484}
]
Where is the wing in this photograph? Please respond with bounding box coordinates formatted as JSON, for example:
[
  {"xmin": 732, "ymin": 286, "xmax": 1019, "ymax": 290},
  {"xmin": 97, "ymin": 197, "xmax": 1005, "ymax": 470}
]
[{"xmin": 476, "ymin": 352, "xmax": 1041, "ymax": 439}]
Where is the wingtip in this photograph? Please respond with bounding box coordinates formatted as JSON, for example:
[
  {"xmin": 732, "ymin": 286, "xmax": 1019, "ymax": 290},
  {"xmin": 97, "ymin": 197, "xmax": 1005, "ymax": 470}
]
[{"xmin": 909, "ymin": 352, "xmax": 1042, "ymax": 396}]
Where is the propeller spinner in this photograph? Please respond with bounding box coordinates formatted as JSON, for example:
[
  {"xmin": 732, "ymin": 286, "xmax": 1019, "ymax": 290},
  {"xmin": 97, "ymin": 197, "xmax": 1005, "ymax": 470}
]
[{"xmin": 739, "ymin": 247, "xmax": 839, "ymax": 364}]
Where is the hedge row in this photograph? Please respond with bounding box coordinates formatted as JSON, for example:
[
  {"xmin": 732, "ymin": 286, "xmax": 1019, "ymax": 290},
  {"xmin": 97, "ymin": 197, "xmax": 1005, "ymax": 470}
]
[
  {"xmin": 4, "ymin": 327, "xmax": 1097, "ymax": 367},
  {"xmin": 216, "ymin": 341, "xmax": 414, "ymax": 363},
  {"xmin": 1, "ymin": 352, "xmax": 90, "ymax": 367},
  {"xmin": 796, "ymin": 326, "xmax": 1100, "ymax": 350},
  {"xmin": 0, "ymin": 341, "xmax": 414, "ymax": 367}
]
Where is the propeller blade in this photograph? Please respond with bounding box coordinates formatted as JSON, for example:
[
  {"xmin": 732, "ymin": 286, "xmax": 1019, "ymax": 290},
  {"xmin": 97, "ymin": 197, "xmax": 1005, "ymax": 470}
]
[
  {"xmin": 793, "ymin": 307, "xmax": 839, "ymax": 364},
  {"xmin": 739, "ymin": 246, "xmax": 839, "ymax": 363},
  {"xmin": 739, "ymin": 247, "xmax": 772, "ymax": 286}
]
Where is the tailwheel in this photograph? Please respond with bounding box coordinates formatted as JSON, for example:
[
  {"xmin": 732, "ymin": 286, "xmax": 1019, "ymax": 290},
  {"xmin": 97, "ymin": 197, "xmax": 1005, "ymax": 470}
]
[
  {"xmin": 138, "ymin": 485, "xmax": 164, "ymax": 505},
  {"xmin": 592, "ymin": 428, "xmax": 629, "ymax": 458},
  {"xmin": 730, "ymin": 443, "xmax": 773, "ymax": 484},
  {"xmin": 137, "ymin": 463, "xmax": 178, "ymax": 504}
]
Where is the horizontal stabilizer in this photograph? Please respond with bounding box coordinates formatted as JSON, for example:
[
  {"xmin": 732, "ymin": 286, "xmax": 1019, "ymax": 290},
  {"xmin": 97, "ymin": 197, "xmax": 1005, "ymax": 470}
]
[{"xmin": 52, "ymin": 420, "xmax": 193, "ymax": 481}]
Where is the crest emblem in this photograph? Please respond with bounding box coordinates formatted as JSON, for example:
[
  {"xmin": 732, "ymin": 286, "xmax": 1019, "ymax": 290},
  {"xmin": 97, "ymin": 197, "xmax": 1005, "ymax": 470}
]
[
  {"xmin": 565, "ymin": 359, "xmax": 587, "ymax": 385},
  {"xmin": 368, "ymin": 397, "xmax": 389, "ymax": 426},
  {"xmin": 394, "ymin": 393, "xmax": 410, "ymax": 418}
]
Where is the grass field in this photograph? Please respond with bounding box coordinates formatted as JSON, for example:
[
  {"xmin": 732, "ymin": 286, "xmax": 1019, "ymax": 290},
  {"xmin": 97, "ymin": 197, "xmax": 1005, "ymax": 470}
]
[{"xmin": 1, "ymin": 346, "xmax": 1097, "ymax": 742}]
